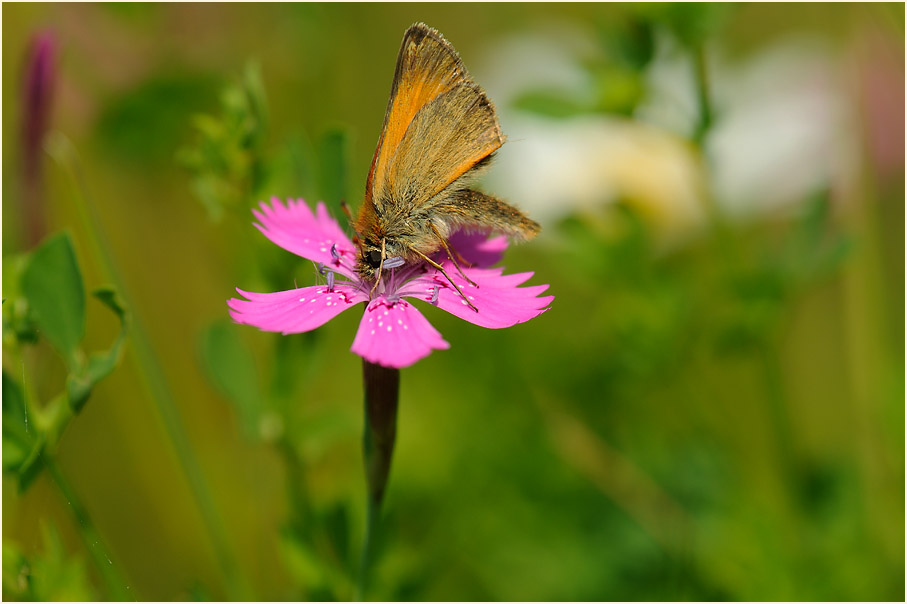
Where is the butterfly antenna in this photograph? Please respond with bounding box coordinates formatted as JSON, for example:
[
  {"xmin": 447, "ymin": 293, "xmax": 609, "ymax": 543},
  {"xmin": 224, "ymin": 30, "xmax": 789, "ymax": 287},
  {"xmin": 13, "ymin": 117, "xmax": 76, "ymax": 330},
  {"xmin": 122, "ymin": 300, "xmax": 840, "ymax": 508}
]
[{"xmin": 340, "ymin": 199, "xmax": 361, "ymax": 245}]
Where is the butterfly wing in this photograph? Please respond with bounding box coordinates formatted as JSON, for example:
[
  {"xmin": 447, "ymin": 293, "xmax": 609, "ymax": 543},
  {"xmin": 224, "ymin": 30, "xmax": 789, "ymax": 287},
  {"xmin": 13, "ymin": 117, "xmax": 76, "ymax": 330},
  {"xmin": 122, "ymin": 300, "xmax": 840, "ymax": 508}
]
[{"xmin": 364, "ymin": 23, "xmax": 504, "ymax": 216}]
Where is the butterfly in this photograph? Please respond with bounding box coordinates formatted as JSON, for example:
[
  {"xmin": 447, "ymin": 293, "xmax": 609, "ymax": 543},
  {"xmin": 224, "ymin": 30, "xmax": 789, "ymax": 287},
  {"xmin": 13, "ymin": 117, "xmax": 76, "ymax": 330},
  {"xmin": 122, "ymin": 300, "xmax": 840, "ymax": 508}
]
[{"xmin": 351, "ymin": 23, "xmax": 540, "ymax": 311}]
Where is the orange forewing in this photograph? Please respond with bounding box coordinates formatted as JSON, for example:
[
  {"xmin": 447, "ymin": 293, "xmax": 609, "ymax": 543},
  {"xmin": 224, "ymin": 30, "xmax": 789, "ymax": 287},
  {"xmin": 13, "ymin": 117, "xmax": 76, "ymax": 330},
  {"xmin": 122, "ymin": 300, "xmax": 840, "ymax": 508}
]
[
  {"xmin": 385, "ymin": 82, "xmax": 502, "ymax": 205},
  {"xmin": 364, "ymin": 23, "xmax": 501, "ymax": 210}
]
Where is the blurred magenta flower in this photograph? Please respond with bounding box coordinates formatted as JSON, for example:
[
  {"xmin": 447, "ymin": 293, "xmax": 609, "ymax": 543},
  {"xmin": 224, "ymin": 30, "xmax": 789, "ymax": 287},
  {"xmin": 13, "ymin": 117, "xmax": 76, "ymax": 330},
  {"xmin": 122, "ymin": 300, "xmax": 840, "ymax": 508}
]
[
  {"xmin": 228, "ymin": 198, "xmax": 553, "ymax": 368},
  {"xmin": 21, "ymin": 30, "xmax": 57, "ymax": 246},
  {"xmin": 23, "ymin": 31, "xmax": 55, "ymax": 178}
]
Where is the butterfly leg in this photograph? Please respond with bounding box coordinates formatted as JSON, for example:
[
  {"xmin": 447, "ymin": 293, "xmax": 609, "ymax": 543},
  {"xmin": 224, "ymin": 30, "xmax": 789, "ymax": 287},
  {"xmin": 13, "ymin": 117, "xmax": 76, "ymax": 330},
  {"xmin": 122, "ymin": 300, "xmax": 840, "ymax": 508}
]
[
  {"xmin": 412, "ymin": 248, "xmax": 479, "ymax": 313},
  {"xmin": 430, "ymin": 223, "xmax": 478, "ymax": 287}
]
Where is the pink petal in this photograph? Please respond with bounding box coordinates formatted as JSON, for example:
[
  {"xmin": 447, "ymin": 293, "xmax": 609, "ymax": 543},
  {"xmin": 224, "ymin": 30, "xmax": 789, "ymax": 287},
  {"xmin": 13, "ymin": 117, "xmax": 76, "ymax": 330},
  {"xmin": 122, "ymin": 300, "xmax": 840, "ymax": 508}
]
[
  {"xmin": 447, "ymin": 231, "xmax": 509, "ymax": 268},
  {"xmin": 253, "ymin": 198, "xmax": 358, "ymax": 276},
  {"xmin": 228, "ymin": 283, "xmax": 366, "ymax": 334},
  {"xmin": 408, "ymin": 267, "xmax": 553, "ymax": 329},
  {"xmin": 351, "ymin": 298, "xmax": 450, "ymax": 368}
]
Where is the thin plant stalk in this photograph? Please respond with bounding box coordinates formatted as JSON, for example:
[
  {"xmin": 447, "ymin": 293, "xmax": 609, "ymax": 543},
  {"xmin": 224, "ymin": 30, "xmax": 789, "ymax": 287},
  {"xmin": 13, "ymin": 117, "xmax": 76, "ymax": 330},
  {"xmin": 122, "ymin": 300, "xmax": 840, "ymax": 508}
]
[
  {"xmin": 691, "ymin": 42, "xmax": 714, "ymax": 149},
  {"xmin": 689, "ymin": 40, "xmax": 736, "ymax": 262},
  {"xmin": 45, "ymin": 458, "xmax": 133, "ymax": 601}
]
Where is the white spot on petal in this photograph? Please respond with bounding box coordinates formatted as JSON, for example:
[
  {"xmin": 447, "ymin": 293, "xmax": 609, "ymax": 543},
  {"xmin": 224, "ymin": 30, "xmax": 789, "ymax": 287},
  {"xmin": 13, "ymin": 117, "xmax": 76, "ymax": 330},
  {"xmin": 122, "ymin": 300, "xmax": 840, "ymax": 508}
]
[
  {"xmin": 387, "ymin": 325, "xmax": 392, "ymax": 332},
  {"xmin": 371, "ymin": 330, "xmax": 375, "ymax": 335}
]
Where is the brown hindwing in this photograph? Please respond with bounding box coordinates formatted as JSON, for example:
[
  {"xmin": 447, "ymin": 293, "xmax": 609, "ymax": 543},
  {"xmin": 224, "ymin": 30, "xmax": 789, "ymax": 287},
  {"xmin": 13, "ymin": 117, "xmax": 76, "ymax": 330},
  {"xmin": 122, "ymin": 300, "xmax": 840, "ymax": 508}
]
[{"xmin": 435, "ymin": 189, "xmax": 540, "ymax": 241}]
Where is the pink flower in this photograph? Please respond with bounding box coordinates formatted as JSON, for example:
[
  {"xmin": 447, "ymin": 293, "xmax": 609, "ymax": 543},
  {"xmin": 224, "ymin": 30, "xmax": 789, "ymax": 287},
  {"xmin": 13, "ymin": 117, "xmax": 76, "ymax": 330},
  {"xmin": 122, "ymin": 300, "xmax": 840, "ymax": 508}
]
[{"xmin": 228, "ymin": 198, "xmax": 553, "ymax": 368}]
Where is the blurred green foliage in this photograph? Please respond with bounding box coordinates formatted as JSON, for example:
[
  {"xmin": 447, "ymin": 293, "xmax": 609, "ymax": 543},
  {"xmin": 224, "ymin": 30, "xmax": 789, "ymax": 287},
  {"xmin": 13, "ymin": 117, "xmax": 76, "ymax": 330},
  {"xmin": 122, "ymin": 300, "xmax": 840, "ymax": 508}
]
[
  {"xmin": 3, "ymin": 525, "xmax": 98, "ymax": 601},
  {"xmin": 178, "ymin": 63, "xmax": 268, "ymax": 221},
  {"xmin": 3, "ymin": 3, "xmax": 904, "ymax": 602},
  {"xmin": 3, "ymin": 232, "xmax": 129, "ymax": 491},
  {"xmin": 98, "ymin": 73, "xmax": 220, "ymax": 166}
]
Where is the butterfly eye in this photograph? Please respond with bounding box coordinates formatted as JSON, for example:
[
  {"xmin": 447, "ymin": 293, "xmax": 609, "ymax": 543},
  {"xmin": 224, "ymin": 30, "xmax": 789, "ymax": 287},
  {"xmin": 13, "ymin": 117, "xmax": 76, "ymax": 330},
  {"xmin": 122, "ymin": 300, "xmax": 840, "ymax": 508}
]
[{"xmin": 366, "ymin": 249, "xmax": 382, "ymax": 268}]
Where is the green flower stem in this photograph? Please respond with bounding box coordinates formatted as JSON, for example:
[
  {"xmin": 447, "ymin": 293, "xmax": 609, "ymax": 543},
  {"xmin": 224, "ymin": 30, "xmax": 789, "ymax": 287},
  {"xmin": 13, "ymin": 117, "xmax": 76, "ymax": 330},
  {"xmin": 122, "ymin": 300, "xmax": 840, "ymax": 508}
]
[
  {"xmin": 45, "ymin": 457, "xmax": 132, "ymax": 601},
  {"xmin": 356, "ymin": 359, "xmax": 400, "ymax": 601},
  {"xmin": 48, "ymin": 134, "xmax": 250, "ymax": 600}
]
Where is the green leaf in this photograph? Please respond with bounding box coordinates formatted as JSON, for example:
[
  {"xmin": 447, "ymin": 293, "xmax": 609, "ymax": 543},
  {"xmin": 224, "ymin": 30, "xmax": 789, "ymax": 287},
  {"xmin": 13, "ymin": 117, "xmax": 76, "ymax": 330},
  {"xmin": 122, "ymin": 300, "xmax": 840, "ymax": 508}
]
[
  {"xmin": 66, "ymin": 286, "xmax": 130, "ymax": 412},
  {"xmin": 199, "ymin": 319, "xmax": 262, "ymax": 438},
  {"xmin": 21, "ymin": 232, "xmax": 85, "ymax": 367},
  {"xmin": 2, "ymin": 371, "xmax": 34, "ymax": 472},
  {"xmin": 592, "ymin": 66, "xmax": 646, "ymax": 116}
]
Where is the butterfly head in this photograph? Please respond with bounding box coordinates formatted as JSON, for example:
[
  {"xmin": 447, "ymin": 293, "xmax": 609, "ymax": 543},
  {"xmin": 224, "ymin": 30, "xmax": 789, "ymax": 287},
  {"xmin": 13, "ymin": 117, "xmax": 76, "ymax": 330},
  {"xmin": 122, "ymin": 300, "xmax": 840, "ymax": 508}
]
[
  {"xmin": 356, "ymin": 235, "xmax": 409, "ymax": 282},
  {"xmin": 358, "ymin": 238, "xmax": 383, "ymax": 276}
]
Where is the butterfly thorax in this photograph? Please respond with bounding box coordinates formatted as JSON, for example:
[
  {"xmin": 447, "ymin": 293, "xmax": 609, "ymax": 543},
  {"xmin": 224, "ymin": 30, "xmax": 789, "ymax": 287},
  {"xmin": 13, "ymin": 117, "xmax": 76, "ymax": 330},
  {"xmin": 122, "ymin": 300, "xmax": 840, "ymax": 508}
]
[{"xmin": 354, "ymin": 199, "xmax": 443, "ymax": 281}]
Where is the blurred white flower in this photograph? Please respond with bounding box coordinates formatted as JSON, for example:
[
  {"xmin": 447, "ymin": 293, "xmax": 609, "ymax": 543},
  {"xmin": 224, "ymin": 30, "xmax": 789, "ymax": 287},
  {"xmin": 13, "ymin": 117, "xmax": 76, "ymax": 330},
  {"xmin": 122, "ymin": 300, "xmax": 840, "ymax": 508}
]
[
  {"xmin": 476, "ymin": 26, "xmax": 706, "ymax": 243},
  {"xmin": 474, "ymin": 25, "xmax": 858, "ymax": 242},
  {"xmin": 640, "ymin": 34, "xmax": 858, "ymax": 217},
  {"xmin": 483, "ymin": 113, "xmax": 707, "ymax": 243}
]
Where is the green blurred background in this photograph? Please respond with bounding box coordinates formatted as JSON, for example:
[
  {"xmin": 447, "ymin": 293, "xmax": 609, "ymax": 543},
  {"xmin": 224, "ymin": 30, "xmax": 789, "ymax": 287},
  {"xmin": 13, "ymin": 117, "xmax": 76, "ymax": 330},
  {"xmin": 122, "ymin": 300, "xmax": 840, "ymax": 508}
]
[{"xmin": 2, "ymin": 3, "xmax": 904, "ymax": 601}]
